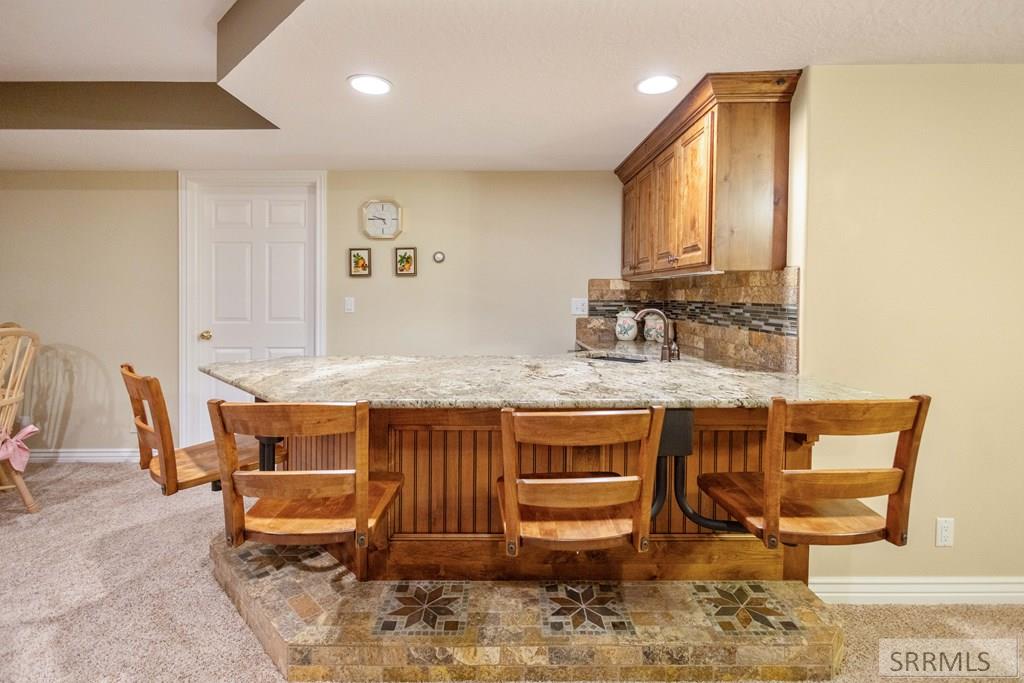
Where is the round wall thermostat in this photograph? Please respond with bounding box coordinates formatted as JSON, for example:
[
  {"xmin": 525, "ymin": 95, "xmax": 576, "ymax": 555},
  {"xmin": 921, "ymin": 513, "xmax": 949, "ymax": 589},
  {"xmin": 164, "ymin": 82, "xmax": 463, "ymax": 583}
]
[{"xmin": 432, "ymin": 251, "xmax": 446, "ymax": 263}]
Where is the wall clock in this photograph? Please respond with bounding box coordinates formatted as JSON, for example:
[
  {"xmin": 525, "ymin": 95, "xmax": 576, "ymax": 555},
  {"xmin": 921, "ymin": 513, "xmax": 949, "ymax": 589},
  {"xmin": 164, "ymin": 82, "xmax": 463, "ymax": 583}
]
[{"xmin": 361, "ymin": 200, "xmax": 402, "ymax": 239}]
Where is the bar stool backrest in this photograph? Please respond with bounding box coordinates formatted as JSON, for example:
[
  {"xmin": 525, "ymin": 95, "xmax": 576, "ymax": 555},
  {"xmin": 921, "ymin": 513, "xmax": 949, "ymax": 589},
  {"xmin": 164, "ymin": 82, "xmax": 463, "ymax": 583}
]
[
  {"xmin": 764, "ymin": 395, "xmax": 931, "ymax": 547},
  {"xmin": 120, "ymin": 363, "xmax": 179, "ymax": 491}
]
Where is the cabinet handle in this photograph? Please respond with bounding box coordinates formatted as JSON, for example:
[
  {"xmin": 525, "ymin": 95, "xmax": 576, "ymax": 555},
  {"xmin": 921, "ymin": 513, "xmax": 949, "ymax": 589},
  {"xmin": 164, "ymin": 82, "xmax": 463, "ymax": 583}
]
[{"xmin": 667, "ymin": 255, "xmax": 679, "ymax": 263}]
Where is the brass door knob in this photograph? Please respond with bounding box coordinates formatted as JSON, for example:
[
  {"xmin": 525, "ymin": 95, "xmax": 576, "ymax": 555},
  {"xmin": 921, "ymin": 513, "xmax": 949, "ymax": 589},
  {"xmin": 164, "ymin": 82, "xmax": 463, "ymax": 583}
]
[{"xmin": 198, "ymin": 330, "xmax": 213, "ymax": 341}]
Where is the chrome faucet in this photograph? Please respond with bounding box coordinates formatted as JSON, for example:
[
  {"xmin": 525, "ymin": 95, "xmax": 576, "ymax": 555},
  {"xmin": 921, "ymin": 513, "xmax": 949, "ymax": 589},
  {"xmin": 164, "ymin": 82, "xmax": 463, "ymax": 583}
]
[{"xmin": 634, "ymin": 308, "xmax": 680, "ymax": 362}]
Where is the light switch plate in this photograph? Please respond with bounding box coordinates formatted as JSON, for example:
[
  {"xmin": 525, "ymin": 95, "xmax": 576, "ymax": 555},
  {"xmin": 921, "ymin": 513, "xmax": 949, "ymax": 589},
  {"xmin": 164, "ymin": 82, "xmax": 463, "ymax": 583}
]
[
  {"xmin": 344, "ymin": 297, "xmax": 355, "ymax": 313},
  {"xmin": 570, "ymin": 298, "xmax": 588, "ymax": 315}
]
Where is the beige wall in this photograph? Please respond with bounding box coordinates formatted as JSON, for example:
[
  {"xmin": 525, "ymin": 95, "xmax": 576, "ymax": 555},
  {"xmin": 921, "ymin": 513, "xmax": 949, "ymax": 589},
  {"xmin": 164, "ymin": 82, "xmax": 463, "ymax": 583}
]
[
  {"xmin": 790, "ymin": 65, "xmax": 1024, "ymax": 578},
  {"xmin": 0, "ymin": 172, "xmax": 179, "ymax": 450},
  {"xmin": 0, "ymin": 170, "xmax": 618, "ymax": 449},
  {"xmin": 327, "ymin": 171, "xmax": 620, "ymax": 355}
]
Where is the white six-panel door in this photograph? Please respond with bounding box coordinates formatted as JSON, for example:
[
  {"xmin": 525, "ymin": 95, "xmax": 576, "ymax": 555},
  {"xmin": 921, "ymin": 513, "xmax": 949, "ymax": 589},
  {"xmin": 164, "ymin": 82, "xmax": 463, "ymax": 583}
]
[{"xmin": 180, "ymin": 173, "xmax": 323, "ymax": 444}]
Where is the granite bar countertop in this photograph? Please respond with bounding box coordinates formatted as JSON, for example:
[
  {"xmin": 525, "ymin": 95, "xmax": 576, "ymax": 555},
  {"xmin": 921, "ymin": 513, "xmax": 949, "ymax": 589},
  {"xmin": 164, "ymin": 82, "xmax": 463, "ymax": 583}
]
[{"xmin": 201, "ymin": 354, "xmax": 879, "ymax": 410}]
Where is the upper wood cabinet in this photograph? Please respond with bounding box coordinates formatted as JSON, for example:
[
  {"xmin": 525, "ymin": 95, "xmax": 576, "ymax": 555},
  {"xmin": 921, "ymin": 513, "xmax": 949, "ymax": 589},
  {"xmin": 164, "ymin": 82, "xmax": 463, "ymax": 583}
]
[
  {"xmin": 621, "ymin": 163, "xmax": 654, "ymax": 277},
  {"xmin": 616, "ymin": 71, "xmax": 799, "ymax": 279}
]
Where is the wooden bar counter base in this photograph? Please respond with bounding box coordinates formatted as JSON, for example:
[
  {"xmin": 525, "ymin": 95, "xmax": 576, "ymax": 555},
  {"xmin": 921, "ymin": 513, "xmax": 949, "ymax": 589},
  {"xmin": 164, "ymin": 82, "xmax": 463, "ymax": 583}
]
[{"xmin": 203, "ymin": 354, "xmax": 879, "ymax": 583}]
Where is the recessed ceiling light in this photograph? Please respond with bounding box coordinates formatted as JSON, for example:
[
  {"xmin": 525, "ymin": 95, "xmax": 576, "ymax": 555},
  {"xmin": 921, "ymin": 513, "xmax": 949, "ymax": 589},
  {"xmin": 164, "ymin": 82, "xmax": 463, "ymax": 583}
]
[
  {"xmin": 348, "ymin": 74, "xmax": 392, "ymax": 95},
  {"xmin": 636, "ymin": 75, "xmax": 679, "ymax": 95}
]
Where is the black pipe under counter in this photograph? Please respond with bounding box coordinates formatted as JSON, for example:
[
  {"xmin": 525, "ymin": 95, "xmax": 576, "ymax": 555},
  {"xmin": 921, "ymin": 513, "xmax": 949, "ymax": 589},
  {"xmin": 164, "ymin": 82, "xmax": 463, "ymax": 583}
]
[{"xmin": 649, "ymin": 408, "xmax": 746, "ymax": 532}]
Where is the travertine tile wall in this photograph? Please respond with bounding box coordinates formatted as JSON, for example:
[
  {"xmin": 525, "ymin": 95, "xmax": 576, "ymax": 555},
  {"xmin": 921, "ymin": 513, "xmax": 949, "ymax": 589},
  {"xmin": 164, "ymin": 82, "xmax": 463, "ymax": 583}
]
[{"xmin": 581, "ymin": 268, "xmax": 799, "ymax": 373}]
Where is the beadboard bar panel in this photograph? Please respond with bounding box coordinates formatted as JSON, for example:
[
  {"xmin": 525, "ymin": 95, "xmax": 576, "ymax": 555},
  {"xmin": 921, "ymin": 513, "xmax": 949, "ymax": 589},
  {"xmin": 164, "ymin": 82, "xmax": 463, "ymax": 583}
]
[{"xmin": 285, "ymin": 433, "xmax": 354, "ymax": 471}]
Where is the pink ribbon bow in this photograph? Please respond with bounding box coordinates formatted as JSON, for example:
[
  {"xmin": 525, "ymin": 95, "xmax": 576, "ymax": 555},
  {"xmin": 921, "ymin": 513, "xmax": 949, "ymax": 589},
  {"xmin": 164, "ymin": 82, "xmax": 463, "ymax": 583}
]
[{"xmin": 0, "ymin": 425, "xmax": 39, "ymax": 472}]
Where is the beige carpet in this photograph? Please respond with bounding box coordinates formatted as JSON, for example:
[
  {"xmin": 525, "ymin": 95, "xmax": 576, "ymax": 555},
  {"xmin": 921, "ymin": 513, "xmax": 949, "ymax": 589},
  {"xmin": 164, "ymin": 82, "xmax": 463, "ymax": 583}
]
[{"xmin": 2, "ymin": 463, "xmax": 1021, "ymax": 683}]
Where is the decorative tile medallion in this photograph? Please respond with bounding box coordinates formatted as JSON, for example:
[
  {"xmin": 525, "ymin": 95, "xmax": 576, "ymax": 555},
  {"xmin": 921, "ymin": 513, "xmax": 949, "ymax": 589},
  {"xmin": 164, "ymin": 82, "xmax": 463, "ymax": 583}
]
[
  {"xmin": 692, "ymin": 581, "xmax": 803, "ymax": 635},
  {"xmin": 373, "ymin": 581, "xmax": 468, "ymax": 635},
  {"xmin": 235, "ymin": 545, "xmax": 322, "ymax": 580},
  {"xmin": 540, "ymin": 582, "xmax": 635, "ymax": 635}
]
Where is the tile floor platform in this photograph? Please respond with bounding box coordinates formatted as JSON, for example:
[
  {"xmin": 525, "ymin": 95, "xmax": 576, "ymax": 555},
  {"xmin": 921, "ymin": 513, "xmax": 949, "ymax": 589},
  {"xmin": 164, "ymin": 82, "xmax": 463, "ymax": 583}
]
[{"xmin": 211, "ymin": 537, "xmax": 844, "ymax": 681}]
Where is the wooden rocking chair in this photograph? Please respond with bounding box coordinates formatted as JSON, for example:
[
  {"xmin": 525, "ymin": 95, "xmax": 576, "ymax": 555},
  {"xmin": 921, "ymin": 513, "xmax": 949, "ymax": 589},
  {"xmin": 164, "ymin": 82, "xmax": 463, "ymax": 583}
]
[{"xmin": 0, "ymin": 326, "xmax": 40, "ymax": 513}]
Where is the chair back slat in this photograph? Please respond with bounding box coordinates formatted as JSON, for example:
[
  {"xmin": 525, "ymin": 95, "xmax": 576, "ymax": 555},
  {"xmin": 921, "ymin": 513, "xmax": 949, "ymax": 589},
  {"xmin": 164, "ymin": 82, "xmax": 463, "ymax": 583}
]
[
  {"xmin": 217, "ymin": 402, "xmax": 358, "ymax": 438},
  {"xmin": 517, "ymin": 475, "xmax": 641, "ymax": 509},
  {"xmin": 135, "ymin": 420, "xmax": 162, "ymax": 452},
  {"xmin": 781, "ymin": 468, "xmax": 903, "ymax": 500},
  {"xmin": 512, "ymin": 410, "xmax": 652, "ymax": 447},
  {"xmin": 233, "ymin": 470, "xmax": 356, "ymax": 499},
  {"xmin": 120, "ymin": 363, "xmax": 178, "ymax": 489},
  {"xmin": 784, "ymin": 399, "xmax": 919, "ymax": 436}
]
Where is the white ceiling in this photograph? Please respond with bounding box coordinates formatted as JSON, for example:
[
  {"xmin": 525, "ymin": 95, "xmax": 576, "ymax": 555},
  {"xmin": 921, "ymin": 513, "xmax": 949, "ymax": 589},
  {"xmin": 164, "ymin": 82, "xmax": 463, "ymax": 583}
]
[
  {"xmin": 2, "ymin": 0, "xmax": 1023, "ymax": 170},
  {"xmin": 0, "ymin": 0, "xmax": 235, "ymax": 81}
]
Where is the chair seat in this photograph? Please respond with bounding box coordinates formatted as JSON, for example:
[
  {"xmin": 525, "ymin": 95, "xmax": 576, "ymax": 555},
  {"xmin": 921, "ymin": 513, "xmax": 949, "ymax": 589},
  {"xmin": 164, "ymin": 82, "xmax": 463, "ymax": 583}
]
[
  {"xmin": 697, "ymin": 472, "xmax": 888, "ymax": 546},
  {"xmin": 498, "ymin": 472, "xmax": 635, "ymax": 550},
  {"xmin": 148, "ymin": 435, "xmax": 278, "ymax": 490},
  {"xmin": 244, "ymin": 472, "xmax": 403, "ymax": 545}
]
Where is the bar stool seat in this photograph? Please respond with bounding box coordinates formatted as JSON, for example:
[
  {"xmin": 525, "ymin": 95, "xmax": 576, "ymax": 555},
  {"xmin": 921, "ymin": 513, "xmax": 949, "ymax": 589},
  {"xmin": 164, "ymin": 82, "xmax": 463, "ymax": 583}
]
[
  {"xmin": 498, "ymin": 471, "xmax": 634, "ymax": 550},
  {"xmin": 245, "ymin": 472, "xmax": 402, "ymax": 544},
  {"xmin": 698, "ymin": 471, "xmax": 887, "ymax": 546},
  {"xmin": 146, "ymin": 435, "xmax": 269, "ymax": 491}
]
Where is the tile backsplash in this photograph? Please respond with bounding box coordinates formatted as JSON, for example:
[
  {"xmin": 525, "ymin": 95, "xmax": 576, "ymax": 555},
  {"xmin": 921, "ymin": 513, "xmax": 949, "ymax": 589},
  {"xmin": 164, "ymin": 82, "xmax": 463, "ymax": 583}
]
[{"xmin": 580, "ymin": 268, "xmax": 799, "ymax": 373}]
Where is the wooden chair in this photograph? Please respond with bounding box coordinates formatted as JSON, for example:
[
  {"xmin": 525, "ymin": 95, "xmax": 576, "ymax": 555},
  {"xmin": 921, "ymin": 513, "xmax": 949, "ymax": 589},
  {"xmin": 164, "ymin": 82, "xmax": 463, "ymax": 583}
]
[
  {"xmin": 120, "ymin": 363, "xmax": 281, "ymax": 495},
  {"xmin": 0, "ymin": 327, "xmax": 40, "ymax": 513},
  {"xmin": 207, "ymin": 400, "xmax": 403, "ymax": 580},
  {"xmin": 699, "ymin": 396, "xmax": 931, "ymax": 549},
  {"xmin": 499, "ymin": 406, "xmax": 665, "ymax": 556}
]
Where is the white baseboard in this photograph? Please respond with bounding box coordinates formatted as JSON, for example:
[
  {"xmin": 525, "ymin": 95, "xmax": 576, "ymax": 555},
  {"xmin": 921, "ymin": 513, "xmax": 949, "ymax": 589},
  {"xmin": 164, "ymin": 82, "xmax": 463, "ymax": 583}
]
[
  {"xmin": 810, "ymin": 576, "xmax": 1024, "ymax": 604},
  {"xmin": 31, "ymin": 449, "xmax": 137, "ymax": 463}
]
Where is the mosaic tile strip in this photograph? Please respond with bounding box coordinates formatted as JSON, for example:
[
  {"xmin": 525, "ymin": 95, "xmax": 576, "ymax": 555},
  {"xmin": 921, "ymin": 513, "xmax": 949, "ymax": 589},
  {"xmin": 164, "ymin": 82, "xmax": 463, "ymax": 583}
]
[
  {"xmin": 589, "ymin": 299, "xmax": 798, "ymax": 337},
  {"xmin": 692, "ymin": 582, "xmax": 803, "ymax": 636},
  {"xmin": 540, "ymin": 582, "xmax": 636, "ymax": 636},
  {"xmin": 374, "ymin": 582, "xmax": 469, "ymax": 635}
]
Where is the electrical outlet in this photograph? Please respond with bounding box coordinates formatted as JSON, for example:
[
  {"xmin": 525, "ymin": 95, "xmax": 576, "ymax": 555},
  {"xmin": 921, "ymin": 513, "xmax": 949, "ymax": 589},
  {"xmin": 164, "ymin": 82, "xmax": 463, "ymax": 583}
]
[
  {"xmin": 570, "ymin": 298, "xmax": 588, "ymax": 316},
  {"xmin": 935, "ymin": 517, "xmax": 954, "ymax": 547},
  {"xmin": 344, "ymin": 297, "xmax": 355, "ymax": 313}
]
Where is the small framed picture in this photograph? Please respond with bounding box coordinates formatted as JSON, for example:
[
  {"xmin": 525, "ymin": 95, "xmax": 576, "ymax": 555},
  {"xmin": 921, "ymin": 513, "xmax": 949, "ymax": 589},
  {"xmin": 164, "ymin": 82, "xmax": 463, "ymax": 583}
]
[
  {"xmin": 349, "ymin": 248, "xmax": 371, "ymax": 276},
  {"xmin": 395, "ymin": 247, "xmax": 417, "ymax": 276}
]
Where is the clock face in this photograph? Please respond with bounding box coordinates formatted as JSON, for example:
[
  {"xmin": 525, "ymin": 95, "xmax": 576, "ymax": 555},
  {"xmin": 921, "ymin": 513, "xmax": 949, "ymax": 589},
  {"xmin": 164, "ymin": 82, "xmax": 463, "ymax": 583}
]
[{"xmin": 362, "ymin": 200, "xmax": 402, "ymax": 239}]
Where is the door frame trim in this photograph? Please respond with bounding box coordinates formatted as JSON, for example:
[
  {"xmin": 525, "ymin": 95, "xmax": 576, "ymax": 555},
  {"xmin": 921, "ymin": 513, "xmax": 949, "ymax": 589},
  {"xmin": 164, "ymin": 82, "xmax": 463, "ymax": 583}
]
[{"xmin": 177, "ymin": 170, "xmax": 327, "ymax": 442}]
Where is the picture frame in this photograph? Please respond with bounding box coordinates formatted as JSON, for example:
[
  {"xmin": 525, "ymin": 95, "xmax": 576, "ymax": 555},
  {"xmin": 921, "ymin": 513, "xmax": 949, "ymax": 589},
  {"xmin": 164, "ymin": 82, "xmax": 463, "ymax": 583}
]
[
  {"xmin": 394, "ymin": 247, "xmax": 417, "ymax": 276},
  {"xmin": 349, "ymin": 248, "xmax": 371, "ymax": 277}
]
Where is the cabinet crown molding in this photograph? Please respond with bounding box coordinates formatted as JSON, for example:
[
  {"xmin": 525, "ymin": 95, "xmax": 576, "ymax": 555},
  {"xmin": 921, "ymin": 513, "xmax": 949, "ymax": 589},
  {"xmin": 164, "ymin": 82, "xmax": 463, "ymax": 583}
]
[{"xmin": 615, "ymin": 70, "xmax": 801, "ymax": 183}]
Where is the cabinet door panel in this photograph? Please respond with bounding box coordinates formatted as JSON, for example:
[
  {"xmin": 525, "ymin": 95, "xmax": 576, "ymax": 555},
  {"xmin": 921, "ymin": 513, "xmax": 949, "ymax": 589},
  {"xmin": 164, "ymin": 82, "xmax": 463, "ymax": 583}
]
[
  {"xmin": 635, "ymin": 164, "xmax": 655, "ymax": 273},
  {"xmin": 653, "ymin": 145, "xmax": 680, "ymax": 271},
  {"xmin": 621, "ymin": 177, "xmax": 637, "ymax": 276},
  {"xmin": 676, "ymin": 112, "xmax": 714, "ymax": 269}
]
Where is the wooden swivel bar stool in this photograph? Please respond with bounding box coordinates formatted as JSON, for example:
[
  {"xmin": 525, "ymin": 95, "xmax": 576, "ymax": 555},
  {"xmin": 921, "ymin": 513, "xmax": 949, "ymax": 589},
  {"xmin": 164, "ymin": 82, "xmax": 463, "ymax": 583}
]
[
  {"xmin": 499, "ymin": 406, "xmax": 665, "ymax": 556},
  {"xmin": 207, "ymin": 400, "xmax": 403, "ymax": 580},
  {"xmin": 120, "ymin": 364, "xmax": 283, "ymax": 495},
  {"xmin": 698, "ymin": 396, "xmax": 930, "ymax": 550}
]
